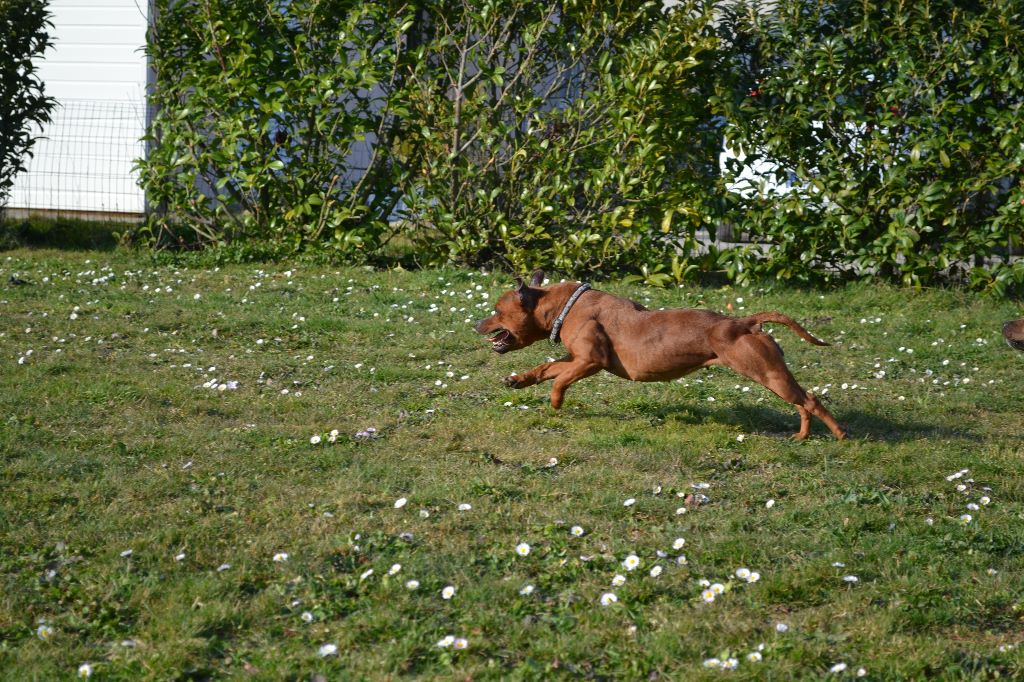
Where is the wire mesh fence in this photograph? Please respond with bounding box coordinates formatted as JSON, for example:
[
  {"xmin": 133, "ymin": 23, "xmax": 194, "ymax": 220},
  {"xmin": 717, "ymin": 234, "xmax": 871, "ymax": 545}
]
[{"xmin": 7, "ymin": 98, "xmax": 147, "ymax": 218}]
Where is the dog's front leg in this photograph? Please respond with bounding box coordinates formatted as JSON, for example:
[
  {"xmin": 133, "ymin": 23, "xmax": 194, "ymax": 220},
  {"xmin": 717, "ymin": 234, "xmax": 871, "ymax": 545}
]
[{"xmin": 503, "ymin": 356, "xmax": 574, "ymax": 389}]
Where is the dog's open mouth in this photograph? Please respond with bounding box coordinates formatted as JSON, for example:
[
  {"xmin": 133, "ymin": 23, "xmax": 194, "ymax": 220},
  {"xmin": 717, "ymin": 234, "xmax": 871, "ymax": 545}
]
[{"xmin": 489, "ymin": 328, "xmax": 514, "ymax": 353}]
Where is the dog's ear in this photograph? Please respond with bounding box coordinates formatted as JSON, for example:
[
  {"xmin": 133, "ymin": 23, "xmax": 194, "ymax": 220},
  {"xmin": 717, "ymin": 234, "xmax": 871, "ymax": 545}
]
[
  {"xmin": 530, "ymin": 269, "xmax": 545, "ymax": 287},
  {"xmin": 514, "ymin": 275, "xmax": 540, "ymax": 310}
]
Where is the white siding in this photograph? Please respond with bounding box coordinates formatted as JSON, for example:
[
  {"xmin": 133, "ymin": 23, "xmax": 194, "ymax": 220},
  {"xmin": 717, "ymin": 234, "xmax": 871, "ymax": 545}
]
[{"xmin": 8, "ymin": 0, "xmax": 149, "ymax": 215}]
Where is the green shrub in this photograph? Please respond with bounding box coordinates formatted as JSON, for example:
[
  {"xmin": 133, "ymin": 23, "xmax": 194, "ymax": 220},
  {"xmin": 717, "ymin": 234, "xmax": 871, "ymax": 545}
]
[
  {"xmin": 0, "ymin": 0, "xmax": 56, "ymax": 211},
  {"xmin": 139, "ymin": 0, "xmax": 416, "ymax": 257},
  {"xmin": 712, "ymin": 0, "xmax": 1024, "ymax": 294},
  {"xmin": 396, "ymin": 0, "xmax": 724, "ymax": 282}
]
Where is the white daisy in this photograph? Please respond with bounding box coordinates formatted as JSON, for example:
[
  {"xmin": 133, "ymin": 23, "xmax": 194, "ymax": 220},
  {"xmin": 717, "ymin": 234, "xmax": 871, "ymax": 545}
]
[
  {"xmin": 310, "ymin": 435, "xmax": 322, "ymax": 445},
  {"xmin": 600, "ymin": 592, "xmax": 618, "ymax": 606},
  {"xmin": 649, "ymin": 565, "xmax": 663, "ymax": 578},
  {"xmin": 394, "ymin": 497, "xmax": 407, "ymax": 508},
  {"xmin": 710, "ymin": 583, "xmax": 725, "ymax": 594},
  {"xmin": 405, "ymin": 579, "xmax": 420, "ymax": 590},
  {"xmin": 515, "ymin": 542, "xmax": 531, "ymax": 557},
  {"xmin": 623, "ymin": 498, "xmax": 636, "ymax": 507},
  {"xmin": 571, "ymin": 525, "xmax": 584, "ymax": 537},
  {"xmin": 747, "ymin": 651, "xmax": 762, "ymax": 663},
  {"xmin": 273, "ymin": 552, "xmax": 289, "ymax": 562},
  {"xmin": 622, "ymin": 554, "xmax": 640, "ymax": 571},
  {"xmin": 388, "ymin": 563, "xmax": 402, "ymax": 575},
  {"xmin": 612, "ymin": 574, "xmax": 626, "ymax": 587},
  {"xmin": 735, "ymin": 567, "xmax": 751, "ymax": 580},
  {"xmin": 453, "ymin": 637, "xmax": 469, "ymax": 650},
  {"xmin": 77, "ymin": 663, "xmax": 93, "ymax": 678},
  {"xmin": 701, "ymin": 589, "xmax": 715, "ymax": 603},
  {"xmin": 672, "ymin": 538, "xmax": 685, "ymax": 550},
  {"xmin": 318, "ymin": 643, "xmax": 338, "ymax": 657},
  {"xmin": 442, "ymin": 585, "xmax": 456, "ymax": 600},
  {"xmin": 519, "ymin": 584, "xmax": 535, "ymax": 596}
]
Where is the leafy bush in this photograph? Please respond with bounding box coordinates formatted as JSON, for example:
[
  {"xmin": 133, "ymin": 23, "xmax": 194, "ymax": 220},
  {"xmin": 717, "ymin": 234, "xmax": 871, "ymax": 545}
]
[
  {"xmin": 139, "ymin": 0, "xmax": 416, "ymax": 256},
  {"xmin": 396, "ymin": 0, "xmax": 723, "ymax": 282},
  {"xmin": 0, "ymin": 0, "xmax": 56, "ymax": 211},
  {"xmin": 138, "ymin": 0, "xmax": 1024, "ymax": 294},
  {"xmin": 712, "ymin": 0, "xmax": 1024, "ymax": 294}
]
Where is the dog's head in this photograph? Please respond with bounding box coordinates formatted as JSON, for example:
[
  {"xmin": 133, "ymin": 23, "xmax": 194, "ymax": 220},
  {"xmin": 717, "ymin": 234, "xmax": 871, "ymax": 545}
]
[
  {"xmin": 1003, "ymin": 318, "xmax": 1024, "ymax": 351},
  {"xmin": 475, "ymin": 269, "xmax": 549, "ymax": 353}
]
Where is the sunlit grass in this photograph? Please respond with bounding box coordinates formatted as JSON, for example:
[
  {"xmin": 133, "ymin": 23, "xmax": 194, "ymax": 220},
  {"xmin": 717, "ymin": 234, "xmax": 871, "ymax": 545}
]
[{"xmin": 1, "ymin": 249, "xmax": 1022, "ymax": 679}]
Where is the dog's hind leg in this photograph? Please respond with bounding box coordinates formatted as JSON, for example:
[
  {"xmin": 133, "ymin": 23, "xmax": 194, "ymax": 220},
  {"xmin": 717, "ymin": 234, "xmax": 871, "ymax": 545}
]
[{"xmin": 716, "ymin": 333, "xmax": 846, "ymax": 440}]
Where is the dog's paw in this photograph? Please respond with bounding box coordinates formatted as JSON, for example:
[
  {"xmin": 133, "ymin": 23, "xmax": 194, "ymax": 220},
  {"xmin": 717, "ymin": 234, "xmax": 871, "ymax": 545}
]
[{"xmin": 503, "ymin": 374, "xmax": 528, "ymax": 389}]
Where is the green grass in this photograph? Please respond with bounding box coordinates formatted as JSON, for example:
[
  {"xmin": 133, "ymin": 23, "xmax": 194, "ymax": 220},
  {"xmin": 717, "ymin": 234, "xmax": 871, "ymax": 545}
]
[{"xmin": 1, "ymin": 248, "xmax": 1022, "ymax": 680}]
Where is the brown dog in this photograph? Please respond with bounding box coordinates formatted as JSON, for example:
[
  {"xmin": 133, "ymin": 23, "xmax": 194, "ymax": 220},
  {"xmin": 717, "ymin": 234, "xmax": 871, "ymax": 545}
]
[
  {"xmin": 476, "ymin": 270, "xmax": 846, "ymax": 440},
  {"xmin": 1004, "ymin": 318, "xmax": 1024, "ymax": 351}
]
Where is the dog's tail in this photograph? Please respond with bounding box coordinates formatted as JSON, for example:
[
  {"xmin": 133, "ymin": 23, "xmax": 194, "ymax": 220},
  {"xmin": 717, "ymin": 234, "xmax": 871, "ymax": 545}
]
[{"xmin": 749, "ymin": 311, "xmax": 829, "ymax": 346}]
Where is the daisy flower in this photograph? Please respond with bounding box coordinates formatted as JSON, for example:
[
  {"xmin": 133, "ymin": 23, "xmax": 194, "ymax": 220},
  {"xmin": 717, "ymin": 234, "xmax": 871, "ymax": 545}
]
[
  {"xmin": 701, "ymin": 589, "xmax": 715, "ymax": 603},
  {"xmin": 442, "ymin": 585, "xmax": 456, "ymax": 600},
  {"xmin": 747, "ymin": 651, "xmax": 762, "ymax": 663},
  {"xmin": 710, "ymin": 583, "xmax": 725, "ymax": 595},
  {"xmin": 36, "ymin": 624, "xmax": 54, "ymax": 641},
  {"xmin": 600, "ymin": 592, "xmax": 618, "ymax": 606},
  {"xmin": 394, "ymin": 497, "xmax": 407, "ymax": 508},
  {"xmin": 405, "ymin": 579, "xmax": 420, "ymax": 590},
  {"xmin": 318, "ymin": 643, "xmax": 338, "ymax": 657},
  {"xmin": 622, "ymin": 554, "xmax": 640, "ymax": 571},
  {"xmin": 612, "ymin": 574, "xmax": 626, "ymax": 586},
  {"xmin": 623, "ymin": 498, "xmax": 636, "ymax": 507},
  {"xmin": 519, "ymin": 584, "xmax": 535, "ymax": 596},
  {"xmin": 515, "ymin": 542, "xmax": 531, "ymax": 557},
  {"xmin": 436, "ymin": 635, "xmax": 455, "ymax": 648},
  {"xmin": 735, "ymin": 567, "xmax": 751, "ymax": 580},
  {"xmin": 959, "ymin": 513, "xmax": 972, "ymax": 524},
  {"xmin": 77, "ymin": 663, "xmax": 93, "ymax": 678},
  {"xmin": 571, "ymin": 525, "xmax": 584, "ymax": 537},
  {"xmin": 672, "ymin": 538, "xmax": 686, "ymax": 550},
  {"xmin": 649, "ymin": 565, "xmax": 663, "ymax": 578},
  {"xmin": 453, "ymin": 637, "xmax": 469, "ymax": 650},
  {"xmin": 273, "ymin": 552, "xmax": 289, "ymax": 562}
]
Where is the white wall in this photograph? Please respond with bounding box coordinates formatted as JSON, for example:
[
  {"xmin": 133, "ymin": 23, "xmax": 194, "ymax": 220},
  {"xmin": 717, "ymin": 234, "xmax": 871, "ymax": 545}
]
[{"xmin": 8, "ymin": 0, "xmax": 149, "ymax": 216}]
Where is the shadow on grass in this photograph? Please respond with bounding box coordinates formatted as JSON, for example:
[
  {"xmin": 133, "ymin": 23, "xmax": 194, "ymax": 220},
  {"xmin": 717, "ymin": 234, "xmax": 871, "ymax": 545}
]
[
  {"xmin": 0, "ymin": 216, "xmax": 129, "ymax": 251},
  {"xmin": 581, "ymin": 400, "xmax": 979, "ymax": 442}
]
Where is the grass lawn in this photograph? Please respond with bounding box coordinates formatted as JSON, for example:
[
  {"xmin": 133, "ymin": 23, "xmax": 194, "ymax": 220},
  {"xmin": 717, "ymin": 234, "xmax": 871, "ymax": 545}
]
[{"xmin": 1, "ymin": 248, "xmax": 1022, "ymax": 680}]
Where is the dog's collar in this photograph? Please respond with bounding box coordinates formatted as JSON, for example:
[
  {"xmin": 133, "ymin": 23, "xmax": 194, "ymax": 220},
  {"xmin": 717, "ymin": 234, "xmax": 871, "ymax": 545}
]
[{"xmin": 550, "ymin": 283, "xmax": 591, "ymax": 344}]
